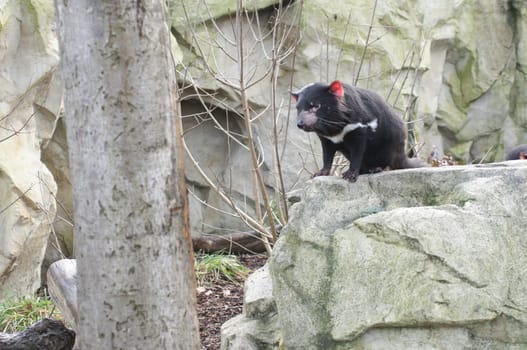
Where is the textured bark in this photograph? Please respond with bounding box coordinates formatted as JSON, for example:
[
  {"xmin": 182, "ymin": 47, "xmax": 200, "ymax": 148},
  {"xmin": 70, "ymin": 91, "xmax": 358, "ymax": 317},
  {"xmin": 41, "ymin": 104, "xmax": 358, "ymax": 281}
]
[
  {"xmin": 54, "ymin": 1, "xmax": 200, "ymax": 349},
  {"xmin": 0, "ymin": 319, "xmax": 75, "ymax": 350}
]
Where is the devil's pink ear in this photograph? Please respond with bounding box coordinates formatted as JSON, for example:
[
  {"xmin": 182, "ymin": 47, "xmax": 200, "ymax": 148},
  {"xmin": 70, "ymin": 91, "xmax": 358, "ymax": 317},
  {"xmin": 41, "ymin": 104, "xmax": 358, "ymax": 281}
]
[
  {"xmin": 291, "ymin": 92, "xmax": 299, "ymax": 102},
  {"xmin": 329, "ymin": 80, "xmax": 344, "ymax": 99}
]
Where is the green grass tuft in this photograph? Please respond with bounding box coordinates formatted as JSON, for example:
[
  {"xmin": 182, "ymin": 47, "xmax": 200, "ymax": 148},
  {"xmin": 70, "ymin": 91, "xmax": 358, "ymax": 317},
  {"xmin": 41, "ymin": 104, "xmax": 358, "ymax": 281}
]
[
  {"xmin": 195, "ymin": 253, "xmax": 250, "ymax": 286},
  {"xmin": 0, "ymin": 295, "xmax": 60, "ymax": 333}
]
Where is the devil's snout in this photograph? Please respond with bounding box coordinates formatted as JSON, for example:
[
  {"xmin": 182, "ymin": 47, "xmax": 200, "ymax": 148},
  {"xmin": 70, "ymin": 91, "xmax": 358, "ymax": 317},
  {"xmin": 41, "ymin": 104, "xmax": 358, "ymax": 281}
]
[{"xmin": 297, "ymin": 119, "xmax": 305, "ymax": 129}]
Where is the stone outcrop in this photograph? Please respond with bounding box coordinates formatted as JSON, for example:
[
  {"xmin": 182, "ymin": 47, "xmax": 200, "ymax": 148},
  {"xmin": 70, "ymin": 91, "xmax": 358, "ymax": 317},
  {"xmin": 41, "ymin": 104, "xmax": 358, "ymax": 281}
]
[
  {"xmin": 221, "ymin": 265, "xmax": 281, "ymax": 350},
  {"xmin": 266, "ymin": 162, "xmax": 527, "ymax": 349},
  {"xmin": 0, "ymin": 0, "xmax": 62, "ymax": 297}
]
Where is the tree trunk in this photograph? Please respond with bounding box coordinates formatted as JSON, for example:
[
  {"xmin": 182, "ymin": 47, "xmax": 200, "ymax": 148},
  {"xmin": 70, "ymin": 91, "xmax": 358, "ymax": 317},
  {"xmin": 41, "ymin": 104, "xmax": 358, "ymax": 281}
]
[{"xmin": 54, "ymin": 1, "xmax": 200, "ymax": 349}]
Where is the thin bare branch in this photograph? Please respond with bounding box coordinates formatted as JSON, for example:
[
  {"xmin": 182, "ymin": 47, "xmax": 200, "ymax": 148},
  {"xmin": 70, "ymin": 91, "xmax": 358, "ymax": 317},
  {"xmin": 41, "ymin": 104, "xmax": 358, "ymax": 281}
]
[
  {"xmin": 182, "ymin": 137, "xmax": 269, "ymax": 236},
  {"xmin": 0, "ymin": 112, "xmax": 36, "ymax": 143},
  {"xmin": 0, "ymin": 185, "xmax": 35, "ymax": 216},
  {"xmin": 37, "ymin": 172, "xmax": 67, "ymax": 260},
  {"xmin": 386, "ymin": 43, "xmax": 415, "ymax": 103},
  {"xmin": 354, "ymin": 0, "xmax": 378, "ymax": 86},
  {"xmin": 178, "ymin": 0, "xmax": 303, "ymax": 249},
  {"xmin": 236, "ymin": 0, "xmax": 278, "ymax": 243},
  {"xmin": 185, "ymin": 83, "xmax": 249, "ymax": 150},
  {"xmin": 202, "ymin": 1, "xmax": 236, "ymax": 46}
]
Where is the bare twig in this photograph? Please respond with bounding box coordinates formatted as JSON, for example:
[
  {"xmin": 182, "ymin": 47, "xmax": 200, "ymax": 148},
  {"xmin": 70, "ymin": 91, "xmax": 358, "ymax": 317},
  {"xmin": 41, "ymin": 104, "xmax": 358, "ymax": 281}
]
[
  {"xmin": 37, "ymin": 172, "xmax": 67, "ymax": 260},
  {"xmin": 0, "ymin": 112, "xmax": 36, "ymax": 143},
  {"xmin": 236, "ymin": 0, "xmax": 277, "ymax": 247},
  {"xmin": 178, "ymin": 0, "xmax": 302, "ymax": 251},
  {"xmin": 0, "ymin": 185, "xmax": 35, "ymax": 216},
  {"xmin": 354, "ymin": 0, "xmax": 378, "ymax": 86}
]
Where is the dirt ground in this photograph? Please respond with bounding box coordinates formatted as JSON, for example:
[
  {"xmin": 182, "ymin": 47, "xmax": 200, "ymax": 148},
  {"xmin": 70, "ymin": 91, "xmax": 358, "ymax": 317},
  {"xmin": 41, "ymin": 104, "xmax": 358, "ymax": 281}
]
[{"xmin": 197, "ymin": 254, "xmax": 268, "ymax": 350}]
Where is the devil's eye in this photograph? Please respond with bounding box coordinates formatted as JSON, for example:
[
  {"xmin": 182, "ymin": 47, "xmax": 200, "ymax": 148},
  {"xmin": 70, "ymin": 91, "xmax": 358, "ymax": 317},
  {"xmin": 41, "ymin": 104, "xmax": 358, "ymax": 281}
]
[{"xmin": 308, "ymin": 102, "xmax": 320, "ymax": 110}]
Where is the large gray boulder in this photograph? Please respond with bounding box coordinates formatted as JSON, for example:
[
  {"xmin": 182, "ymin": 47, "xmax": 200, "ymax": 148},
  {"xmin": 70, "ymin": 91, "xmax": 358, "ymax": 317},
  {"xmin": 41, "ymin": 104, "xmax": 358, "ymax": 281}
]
[
  {"xmin": 0, "ymin": 0, "xmax": 62, "ymax": 297},
  {"xmin": 265, "ymin": 162, "xmax": 527, "ymax": 349},
  {"xmin": 221, "ymin": 264, "xmax": 281, "ymax": 350}
]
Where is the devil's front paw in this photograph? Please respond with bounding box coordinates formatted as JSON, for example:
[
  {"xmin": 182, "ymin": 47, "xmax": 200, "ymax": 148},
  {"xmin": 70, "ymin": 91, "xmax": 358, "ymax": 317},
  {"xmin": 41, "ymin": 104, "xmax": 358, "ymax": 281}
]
[
  {"xmin": 367, "ymin": 166, "xmax": 384, "ymax": 174},
  {"xmin": 313, "ymin": 168, "xmax": 331, "ymax": 178},
  {"xmin": 342, "ymin": 169, "xmax": 359, "ymax": 182}
]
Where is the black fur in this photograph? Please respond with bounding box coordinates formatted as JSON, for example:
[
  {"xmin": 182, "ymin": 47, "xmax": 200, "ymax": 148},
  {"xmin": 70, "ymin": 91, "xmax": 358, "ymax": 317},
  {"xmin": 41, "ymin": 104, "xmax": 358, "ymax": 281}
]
[
  {"xmin": 292, "ymin": 80, "xmax": 425, "ymax": 182},
  {"xmin": 505, "ymin": 144, "xmax": 527, "ymax": 160}
]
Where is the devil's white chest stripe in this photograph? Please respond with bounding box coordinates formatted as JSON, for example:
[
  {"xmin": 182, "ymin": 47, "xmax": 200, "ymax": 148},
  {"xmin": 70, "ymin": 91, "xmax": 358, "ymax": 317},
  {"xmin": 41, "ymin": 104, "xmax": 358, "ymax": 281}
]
[{"xmin": 323, "ymin": 118, "xmax": 378, "ymax": 144}]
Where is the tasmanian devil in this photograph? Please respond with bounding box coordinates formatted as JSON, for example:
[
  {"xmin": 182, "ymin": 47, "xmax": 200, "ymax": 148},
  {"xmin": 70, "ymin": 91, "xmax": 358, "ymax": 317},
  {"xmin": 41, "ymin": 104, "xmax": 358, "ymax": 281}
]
[
  {"xmin": 505, "ymin": 144, "xmax": 527, "ymax": 160},
  {"xmin": 292, "ymin": 80, "xmax": 425, "ymax": 182}
]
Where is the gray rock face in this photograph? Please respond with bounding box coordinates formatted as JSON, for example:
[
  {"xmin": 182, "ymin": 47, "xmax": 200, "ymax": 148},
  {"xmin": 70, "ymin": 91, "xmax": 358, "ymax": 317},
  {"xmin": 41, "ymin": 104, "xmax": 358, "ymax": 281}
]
[
  {"xmin": 0, "ymin": 1, "xmax": 62, "ymax": 296},
  {"xmin": 267, "ymin": 163, "xmax": 527, "ymax": 349}
]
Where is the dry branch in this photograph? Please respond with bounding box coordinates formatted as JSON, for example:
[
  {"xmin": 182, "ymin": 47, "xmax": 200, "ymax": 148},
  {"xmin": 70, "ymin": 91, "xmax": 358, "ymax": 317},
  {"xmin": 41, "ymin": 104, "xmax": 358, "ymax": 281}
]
[
  {"xmin": 192, "ymin": 226, "xmax": 281, "ymax": 254},
  {"xmin": 0, "ymin": 318, "xmax": 75, "ymax": 350}
]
